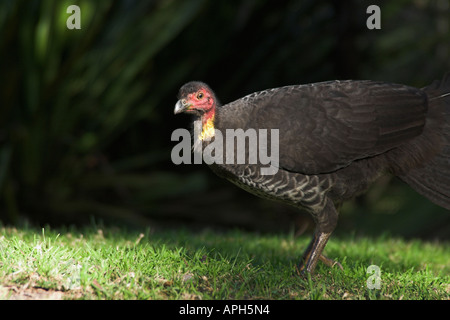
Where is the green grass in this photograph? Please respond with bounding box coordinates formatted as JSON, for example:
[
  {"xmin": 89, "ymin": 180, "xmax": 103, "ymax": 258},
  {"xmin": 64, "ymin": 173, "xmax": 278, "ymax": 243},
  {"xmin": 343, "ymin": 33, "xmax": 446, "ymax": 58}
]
[{"xmin": 0, "ymin": 225, "xmax": 448, "ymax": 300}]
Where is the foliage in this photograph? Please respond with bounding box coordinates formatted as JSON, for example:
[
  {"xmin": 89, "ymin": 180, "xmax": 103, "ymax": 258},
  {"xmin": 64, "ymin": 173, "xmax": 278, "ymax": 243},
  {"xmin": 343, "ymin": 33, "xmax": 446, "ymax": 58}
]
[
  {"xmin": 0, "ymin": 0, "xmax": 208, "ymax": 224},
  {"xmin": 0, "ymin": 0, "xmax": 449, "ymax": 235}
]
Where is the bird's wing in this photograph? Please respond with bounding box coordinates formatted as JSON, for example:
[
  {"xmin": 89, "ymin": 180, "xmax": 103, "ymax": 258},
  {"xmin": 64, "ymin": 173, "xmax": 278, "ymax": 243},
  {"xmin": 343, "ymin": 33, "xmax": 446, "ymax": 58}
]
[{"xmin": 218, "ymin": 80, "xmax": 427, "ymax": 174}]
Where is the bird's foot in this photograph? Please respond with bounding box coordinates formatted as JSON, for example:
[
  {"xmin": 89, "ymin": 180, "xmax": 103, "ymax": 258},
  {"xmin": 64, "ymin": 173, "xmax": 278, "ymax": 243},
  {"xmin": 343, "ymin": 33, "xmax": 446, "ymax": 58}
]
[
  {"xmin": 318, "ymin": 254, "xmax": 343, "ymax": 271},
  {"xmin": 296, "ymin": 254, "xmax": 343, "ymax": 277}
]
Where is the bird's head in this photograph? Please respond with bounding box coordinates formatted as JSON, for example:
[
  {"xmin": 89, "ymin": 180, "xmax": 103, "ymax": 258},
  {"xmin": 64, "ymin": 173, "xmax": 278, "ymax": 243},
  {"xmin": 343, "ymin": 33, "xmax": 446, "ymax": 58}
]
[
  {"xmin": 174, "ymin": 81, "xmax": 218, "ymax": 140},
  {"xmin": 174, "ymin": 81, "xmax": 217, "ymax": 117}
]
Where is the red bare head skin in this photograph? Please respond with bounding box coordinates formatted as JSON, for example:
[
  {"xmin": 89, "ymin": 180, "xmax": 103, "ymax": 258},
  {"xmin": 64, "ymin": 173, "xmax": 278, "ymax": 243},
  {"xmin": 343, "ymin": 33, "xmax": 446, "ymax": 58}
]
[{"xmin": 174, "ymin": 82, "xmax": 217, "ymax": 121}]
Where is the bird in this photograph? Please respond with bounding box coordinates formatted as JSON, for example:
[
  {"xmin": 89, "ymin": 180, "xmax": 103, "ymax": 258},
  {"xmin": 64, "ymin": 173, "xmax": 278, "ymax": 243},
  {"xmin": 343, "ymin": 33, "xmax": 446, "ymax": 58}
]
[{"xmin": 174, "ymin": 74, "xmax": 450, "ymax": 275}]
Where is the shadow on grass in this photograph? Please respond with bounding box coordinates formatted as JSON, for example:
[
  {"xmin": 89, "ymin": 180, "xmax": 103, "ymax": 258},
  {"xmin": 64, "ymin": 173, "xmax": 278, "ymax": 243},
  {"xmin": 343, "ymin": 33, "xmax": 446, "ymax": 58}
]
[{"xmin": 137, "ymin": 226, "xmax": 448, "ymax": 277}]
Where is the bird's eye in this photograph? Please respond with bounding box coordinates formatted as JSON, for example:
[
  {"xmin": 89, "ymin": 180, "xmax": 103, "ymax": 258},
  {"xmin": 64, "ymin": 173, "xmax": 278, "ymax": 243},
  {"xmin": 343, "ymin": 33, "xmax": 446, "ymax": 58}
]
[{"xmin": 197, "ymin": 92, "xmax": 204, "ymax": 100}]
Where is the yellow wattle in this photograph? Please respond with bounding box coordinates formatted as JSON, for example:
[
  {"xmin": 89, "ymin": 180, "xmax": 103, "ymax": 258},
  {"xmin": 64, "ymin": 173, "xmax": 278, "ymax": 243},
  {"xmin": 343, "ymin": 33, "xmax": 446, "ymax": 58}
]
[{"xmin": 200, "ymin": 116, "xmax": 215, "ymax": 141}]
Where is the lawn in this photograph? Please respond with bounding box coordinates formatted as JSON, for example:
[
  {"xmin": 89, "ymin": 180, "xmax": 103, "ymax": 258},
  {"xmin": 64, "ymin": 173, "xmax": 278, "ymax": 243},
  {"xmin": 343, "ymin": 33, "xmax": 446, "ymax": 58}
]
[{"xmin": 0, "ymin": 225, "xmax": 448, "ymax": 300}]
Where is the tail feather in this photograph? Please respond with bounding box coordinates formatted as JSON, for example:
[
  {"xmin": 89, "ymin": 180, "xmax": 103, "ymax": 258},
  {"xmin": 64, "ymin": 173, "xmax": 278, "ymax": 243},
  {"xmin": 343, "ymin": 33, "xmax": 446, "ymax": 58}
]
[{"xmin": 399, "ymin": 73, "xmax": 450, "ymax": 210}]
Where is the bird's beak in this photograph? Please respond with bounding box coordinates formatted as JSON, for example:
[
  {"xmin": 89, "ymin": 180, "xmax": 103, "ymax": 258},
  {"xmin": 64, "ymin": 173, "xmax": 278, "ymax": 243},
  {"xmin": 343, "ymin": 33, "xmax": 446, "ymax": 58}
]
[{"xmin": 174, "ymin": 99, "xmax": 191, "ymax": 115}]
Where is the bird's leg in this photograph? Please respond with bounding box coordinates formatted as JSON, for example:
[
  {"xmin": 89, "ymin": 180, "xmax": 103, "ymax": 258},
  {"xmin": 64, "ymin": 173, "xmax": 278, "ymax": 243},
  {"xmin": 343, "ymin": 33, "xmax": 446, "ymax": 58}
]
[
  {"xmin": 298, "ymin": 231, "xmax": 333, "ymax": 274},
  {"xmin": 299, "ymin": 234, "xmax": 315, "ymax": 265},
  {"xmin": 297, "ymin": 199, "xmax": 341, "ymax": 275}
]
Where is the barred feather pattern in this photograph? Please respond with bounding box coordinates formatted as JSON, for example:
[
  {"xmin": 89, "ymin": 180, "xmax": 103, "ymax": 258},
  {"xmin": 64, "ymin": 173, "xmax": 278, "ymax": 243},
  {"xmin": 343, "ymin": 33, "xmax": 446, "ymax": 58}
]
[{"xmin": 210, "ymin": 163, "xmax": 334, "ymax": 214}]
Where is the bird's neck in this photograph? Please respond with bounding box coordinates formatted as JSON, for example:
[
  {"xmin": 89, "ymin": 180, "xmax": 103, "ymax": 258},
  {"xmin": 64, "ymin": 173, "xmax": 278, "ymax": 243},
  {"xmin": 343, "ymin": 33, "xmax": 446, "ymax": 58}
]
[{"xmin": 199, "ymin": 106, "xmax": 216, "ymax": 141}]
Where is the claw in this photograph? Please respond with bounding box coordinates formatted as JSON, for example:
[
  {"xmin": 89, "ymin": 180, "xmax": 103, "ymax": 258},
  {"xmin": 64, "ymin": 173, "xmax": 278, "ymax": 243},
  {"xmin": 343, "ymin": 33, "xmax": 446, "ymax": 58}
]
[{"xmin": 319, "ymin": 254, "xmax": 343, "ymax": 271}]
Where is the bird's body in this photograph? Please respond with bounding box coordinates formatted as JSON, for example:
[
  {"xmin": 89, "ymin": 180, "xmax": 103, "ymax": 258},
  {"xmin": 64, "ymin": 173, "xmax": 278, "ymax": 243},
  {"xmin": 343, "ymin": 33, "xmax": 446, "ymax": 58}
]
[{"xmin": 174, "ymin": 74, "xmax": 450, "ymax": 274}]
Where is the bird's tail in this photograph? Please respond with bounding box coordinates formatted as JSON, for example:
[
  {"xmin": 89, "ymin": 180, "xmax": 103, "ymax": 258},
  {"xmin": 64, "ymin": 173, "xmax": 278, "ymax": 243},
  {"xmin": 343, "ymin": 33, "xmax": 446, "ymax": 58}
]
[{"xmin": 399, "ymin": 73, "xmax": 450, "ymax": 210}]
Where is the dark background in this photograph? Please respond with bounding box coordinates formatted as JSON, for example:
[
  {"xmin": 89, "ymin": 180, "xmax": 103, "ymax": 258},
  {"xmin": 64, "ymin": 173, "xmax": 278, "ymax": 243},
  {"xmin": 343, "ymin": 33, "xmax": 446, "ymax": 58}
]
[{"xmin": 1, "ymin": 0, "xmax": 449, "ymax": 239}]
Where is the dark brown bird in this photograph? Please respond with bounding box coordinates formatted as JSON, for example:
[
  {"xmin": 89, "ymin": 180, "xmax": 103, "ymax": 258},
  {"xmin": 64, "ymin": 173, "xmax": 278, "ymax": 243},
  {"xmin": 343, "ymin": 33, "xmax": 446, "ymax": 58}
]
[{"xmin": 174, "ymin": 74, "xmax": 450, "ymax": 275}]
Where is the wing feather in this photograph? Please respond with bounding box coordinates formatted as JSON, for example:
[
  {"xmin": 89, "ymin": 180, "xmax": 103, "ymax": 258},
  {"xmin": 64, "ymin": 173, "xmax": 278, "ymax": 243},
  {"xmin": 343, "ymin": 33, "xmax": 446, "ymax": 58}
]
[{"xmin": 216, "ymin": 80, "xmax": 427, "ymax": 174}]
